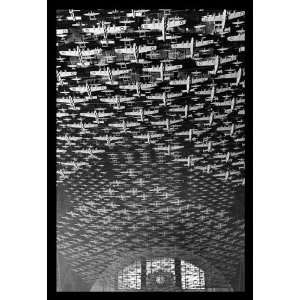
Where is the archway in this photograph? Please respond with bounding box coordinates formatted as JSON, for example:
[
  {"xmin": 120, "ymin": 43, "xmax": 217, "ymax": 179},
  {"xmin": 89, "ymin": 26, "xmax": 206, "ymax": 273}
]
[{"xmin": 90, "ymin": 247, "xmax": 233, "ymax": 291}]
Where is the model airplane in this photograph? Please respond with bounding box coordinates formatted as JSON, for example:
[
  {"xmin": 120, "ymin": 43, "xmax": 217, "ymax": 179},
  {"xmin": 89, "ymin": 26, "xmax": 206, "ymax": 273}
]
[
  {"xmin": 56, "ymin": 112, "xmax": 75, "ymax": 118},
  {"xmin": 142, "ymin": 62, "xmax": 182, "ymax": 79},
  {"xmin": 171, "ymin": 37, "xmax": 214, "ymax": 58},
  {"xmin": 141, "ymin": 16, "xmax": 186, "ymax": 40},
  {"xmin": 100, "ymin": 95, "xmax": 135, "ymax": 109},
  {"xmin": 220, "ymin": 54, "xmax": 237, "ymax": 64},
  {"xmin": 201, "ymin": 9, "xmax": 227, "ymax": 22},
  {"xmin": 66, "ymin": 9, "xmax": 81, "ymax": 21},
  {"xmin": 126, "ymin": 9, "xmax": 149, "ymax": 17},
  {"xmin": 60, "ymin": 161, "xmax": 89, "ymax": 170},
  {"xmin": 174, "ymin": 156, "xmax": 201, "ymax": 167},
  {"xmin": 108, "ymin": 120, "xmax": 140, "ymax": 132},
  {"xmin": 82, "ymin": 22, "xmax": 128, "ymax": 35},
  {"xmin": 57, "ymin": 96, "xmax": 87, "ymax": 108},
  {"xmin": 133, "ymin": 132, "xmax": 164, "ymax": 144},
  {"xmin": 194, "ymin": 112, "xmax": 215, "ymax": 126},
  {"xmin": 174, "ymin": 128, "xmax": 207, "ymax": 142},
  {"xmin": 227, "ymin": 32, "xmax": 245, "ymax": 42},
  {"xmin": 154, "ymin": 144, "xmax": 184, "ymax": 155},
  {"xmin": 169, "ymin": 104, "xmax": 203, "ymax": 118},
  {"xmin": 83, "ymin": 11, "xmax": 100, "ymax": 19},
  {"xmin": 170, "ymin": 75, "xmax": 208, "ymax": 93},
  {"xmin": 125, "ymin": 108, "xmax": 159, "ymax": 121},
  {"xmin": 70, "ymin": 83, "xmax": 107, "ymax": 97},
  {"xmin": 57, "ymin": 169, "xmax": 73, "ymax": 179},
  {"xmin": 216, "ymin": 123, "xmax": 245, "ymax": 136},
  {"xmin": 146, "ymin": 91, "xmax": 183, "ymax": 106},
  {"xmin": 74, "ymin": 148, "xmax": 104, "ymax": 159},
  {"xmin": 90, "ymin": 67, "xmax": 131, "ymax": 85},
  {"xmin": 59, "ymin": 46, "xmax": 101, "ymax": 57},
  {"xmin": 195, "ymin": 56, "xmax": 219, "ymax": 74},
  {"xmin": 67, "ymin": 120, "xmax": 98, "ymax": 130},
  {"xmin": 57, "ymin": 134, "xmax": 82, "ymax": 144},
  {"xmin": 119, "ymin": 82, "xmax": 157, "ymax": 96},
  {"xmin": 57, "ymin": 70, "xmax": 77, "ymax": 78},
  {"xmin": 228, "ymin": 10, "xmax": 245, "ymax": 20},
  {"xmin": 151, "ymin": 118, "xmax": 182, "ymax": 131},
  {"xmin": 80, "ymin": 110, "xmax": 114, "ymax": 119},
  {"xmin": 115, "ymin": 43, "xmax": 157, "ymax": 62}
]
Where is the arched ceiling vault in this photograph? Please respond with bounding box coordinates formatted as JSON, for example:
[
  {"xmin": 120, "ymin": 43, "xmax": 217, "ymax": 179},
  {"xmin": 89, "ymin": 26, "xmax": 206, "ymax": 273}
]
[{"xmin": 56, "ymin": 8, "xmax": 245, "ymax": 289}]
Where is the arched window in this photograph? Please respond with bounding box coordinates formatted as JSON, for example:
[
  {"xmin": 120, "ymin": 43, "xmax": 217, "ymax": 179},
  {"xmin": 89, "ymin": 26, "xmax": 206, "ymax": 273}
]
[{"xmin": 117, "ymin": 257, "xmax": 205, "ymax": 291}]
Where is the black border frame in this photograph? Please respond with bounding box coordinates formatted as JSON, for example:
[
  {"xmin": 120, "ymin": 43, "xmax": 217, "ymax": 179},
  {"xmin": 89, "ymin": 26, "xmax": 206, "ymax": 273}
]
[{"xmin": 48, "ymin": 1, "xmax": 253, "ymax": 299}]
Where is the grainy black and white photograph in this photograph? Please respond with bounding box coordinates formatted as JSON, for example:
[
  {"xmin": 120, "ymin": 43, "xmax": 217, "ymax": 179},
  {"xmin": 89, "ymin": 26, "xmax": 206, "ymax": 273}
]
[{"xmin": 55, "ymin": 8, "xmax": 248, "ymax": 293}]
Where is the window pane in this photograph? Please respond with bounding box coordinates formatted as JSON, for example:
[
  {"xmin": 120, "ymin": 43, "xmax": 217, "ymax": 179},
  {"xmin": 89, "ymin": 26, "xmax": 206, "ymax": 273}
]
[
  {"xmin": 117, "ymin": 261, "xmax": 141, "ymax": 290},
  {"xmin": 181, "ymin": 260, "xmax": 205, "ymax": 290}
]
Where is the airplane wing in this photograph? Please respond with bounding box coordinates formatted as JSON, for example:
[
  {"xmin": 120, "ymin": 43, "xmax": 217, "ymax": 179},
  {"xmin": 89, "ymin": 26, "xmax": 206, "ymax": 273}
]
[
  {"xmin": 112, "ymin": 69, "xmax": 131, "ymax": 75},
  {"xmin": 69, "ymin": 136, "xmax": 81, "ymax": 141},
  {"xmin": 74, "ymin": 150, "xmax": 89, "ymax": 154},
  {"xmin": 69, "ymin": 86, "xmax": 86, "ymax": 93},
  {"xmin": 120, "ymin": 96, "xmax": 135, "ymax": 102},
  {"xmin": 57, "ymin": 98, "xmax": 71, "ymax": 103},
  {"xmin": 170, "ymin": 119, "xmax": 182, "ymax": 124},
  {"xmin": 60, "ymin": 162, "xmax": 74, "ymax": 166},
  {"xmin": 133, "ymin": 134, "xmax": 147, "ymax": 139},
  {"xmin": 173, "ymin": 158, "xmax": 186, "ymax": 162},
  {"xmin": 80, "ymin": 112, "xmax": 94, "ymax": 118},
  {"xmin": 191, "ymin": 77, "xmax": 208, "ymax": 84},
  {"xmin": 152, "ymin": 133, "xmax": 164, "ymax": 138},
  {"xmin": 57, "ymin": 136, "xmax": 68, "ymax": 141},
  {"xmin": 138, "ymin": 45, "xmax": 157, "ymax": 53},
  {"xmin": 125, "ymin": 111, "xmax": 140, "ymax": 116},
  {"xmin": 74, "ymin": 98, "xmax": 88, "ymax": 103},
  {"xmin": 59, "ymin": 71, "xmax": 77, "ymax": 77},
  {"xmin": 168, "ymin": 92, "xmax": 183, "ymax": 98},
  {"xmin": 146, "ymin": 94, "xmax": 163, "ymax": 100},
  {"xmin": 171, "ymin": 42, "xmax": 191, "ymax": 49},
  {"xmin": 165, "ymin": 65, "xmax": 182, "ymax": 71},
  {"xmin": 119, "ymin": 84, "xmax": 135, "ymax": 90},
  {"xmin": 109, "ymin": 123, "xmax": 123, "ymax": 128},
  {"xmin": 143, "ymin": 65, "xmax": 161, "ymax": 72},
  {"xmin": 192, "ymin": 157, "xmax": 201, "ymax": 161},
  {"xmin": 151, "ymin": 121, "xmax": 165, "ymax": 126},
  {"xmin": 110, "ymin": 136, "xmax": 123, "ymax": 141},
  {"xmin": 67, "ymin": 124, "xmax": 81, "ymax": 128},
  {"xmin": 92, "ymin": 149, "xmax": 105, "ymax": 154},
  {"xmin": 84, "ymin": 123, "xmax": 98, "ymax": 128},
  {"xmin": 170, "ymin": 79, "xmax": 186, "ymax": 85},
  {"xmin": 77, "ymin": 162, "xmax": 89, "ymax": 167},
  {"xmin": 115, "ymin": 47, "xmax": 133, "ymax": 54},
  {"xmin": 174, "ymin": 131, "xmax": 189, "ymax": 136},
  {"xmin": 56, "ymin": 112, "xmax": 69, "ymax": 117},
  {"xmin": 127, "ymin": 122, "xmax": 140, "ymax": 127},
  {"xmin": 98, "ymin": 112, "xmax": 114, "ymax": 117},
  {"xmin": 59, "ymin": 50, "xmax": 78, "ymax": 57},
  {"xmin": 100, "ymin": 98, "xmax": 115, "ymax": 104},
  {"xmin": 144, "ymin": 109, "xmax": 159, "ymax": 115},
  {"xmin": 93, "ymin": 136, "xmax": 107, "ymax": 141},
  {"xmin": 172, "ymin": 145, "xmax": 184, "ymax": 150},
  {"xmin": 141, "ymin": 83, "xmax": 156, "ymax": 89},
  {"xmin": 90, "ymin": 70, "xmax": 107, "ymax": 76},
  {"xmin": 169, "ymin": 107, "xmax": 184, "ymax": 112},
  {"xmin": 154, "ymin": 146, "xmax": 167, "ymax": 151}
]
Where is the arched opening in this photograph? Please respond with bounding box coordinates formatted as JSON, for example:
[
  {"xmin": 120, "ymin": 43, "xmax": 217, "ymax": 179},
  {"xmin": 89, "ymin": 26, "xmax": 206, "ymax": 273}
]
[
  {"xmin": 91, "ymin": 248, "xmax": 233, "ymax": 292},
  {"xmin": 117, "ymin": 257, "xmax": 206, "ymax": 291}
]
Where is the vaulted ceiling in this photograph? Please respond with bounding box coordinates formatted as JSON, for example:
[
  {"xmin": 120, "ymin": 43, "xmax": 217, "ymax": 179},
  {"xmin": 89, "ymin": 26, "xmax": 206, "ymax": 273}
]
[{"xmin": 56, "ymin": 8, "xmax": 246, "ymax": 288}]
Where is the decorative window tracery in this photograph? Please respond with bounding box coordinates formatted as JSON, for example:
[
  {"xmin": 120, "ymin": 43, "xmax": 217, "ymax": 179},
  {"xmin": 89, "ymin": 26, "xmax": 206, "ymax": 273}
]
[
  {"xmin": 117, "ymin": 260, "xmax": 141, "ymax": 290},
  {"xmin": 117, "ymin": 257, "xmax": 205, "ymax": 291}
]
